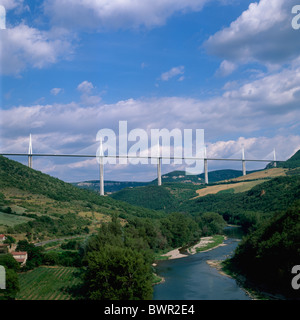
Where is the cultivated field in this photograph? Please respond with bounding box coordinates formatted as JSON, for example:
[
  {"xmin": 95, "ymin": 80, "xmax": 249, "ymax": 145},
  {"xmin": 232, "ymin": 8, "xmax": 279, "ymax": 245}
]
[
  {"xmin": 193, "ymin": 168, "xmax": 288, "ymax": 199},
  {"xmin": 230, "ymin": 168, "xmax": 287, "ymax": 182},
  {"xmin": 0, "ymin": 211, "xmax": 33, "ymax": 227},
  {"xmin": 193, "ymin": 180, "xmax": 264, "ymax": 198},
  {"xmin": 16, "ymin": 266, "xmax": 83, "ymax": 300}
]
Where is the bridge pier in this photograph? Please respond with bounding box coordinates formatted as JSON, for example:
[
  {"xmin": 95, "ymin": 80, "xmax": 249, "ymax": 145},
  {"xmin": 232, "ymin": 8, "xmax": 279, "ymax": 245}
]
[
  {"xmin": 100, "ymin": 157, "xmax": 104, "ymax": 196},
  {"xmin": 242, "ymin": 147, "xmax": 246, "ymax": 176},
  {"xmin": 204, "ymin": 159, "xmax": 208, "ymax": 184},
  {"xmin": 242, "ymin": 160, "xmax": 246, "ymax": 176},
  {"xmin": 157, "ymin": 157, "xmax": 162, "ymax": 186},
  {"xmin": 28, "ymin": 156, "xmax": 32, "ymax": 169},
  {"xmin": 28, "ymin": 134, "xmax": 33, "ymax": 169},
  {"xmin": 99, "ymin": 139, "xmax": 104, "ymax": 196}
]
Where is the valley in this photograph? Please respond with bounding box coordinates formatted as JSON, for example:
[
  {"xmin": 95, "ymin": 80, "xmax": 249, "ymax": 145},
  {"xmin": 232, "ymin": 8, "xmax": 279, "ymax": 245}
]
[{"xmin": 0, "ymin": 150, "xmax": 299, "ymax": 300}]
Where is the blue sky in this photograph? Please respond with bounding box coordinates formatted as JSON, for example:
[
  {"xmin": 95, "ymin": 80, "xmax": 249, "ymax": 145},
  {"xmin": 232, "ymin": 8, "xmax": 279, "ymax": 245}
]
[{"xmin": 1, "ymin": 0, "xmax": 300, "ymax": 182}]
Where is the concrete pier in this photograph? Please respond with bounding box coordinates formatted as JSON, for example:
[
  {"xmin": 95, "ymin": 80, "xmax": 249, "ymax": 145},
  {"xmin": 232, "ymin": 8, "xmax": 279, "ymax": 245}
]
[
  {"xmin": 28, "ymin": 134, "xmax": 33, "ymax": 169},
  {"xmin": 242, "ymin": 160, "xmax": 246, "ymax": 176},
  {"xmin": 99, "ymin": 139, "xmax": 104, "ymax": 196},
  {"xmin": 157, "ymin": 157, "xmax": 162, "ymax": 186},
  {"xmin": 204, "ymin": 159, "xmax": 208, "ymax": 184}
]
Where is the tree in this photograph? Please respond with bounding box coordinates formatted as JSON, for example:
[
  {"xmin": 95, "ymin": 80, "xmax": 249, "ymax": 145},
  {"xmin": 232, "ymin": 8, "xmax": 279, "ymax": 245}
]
[
  {"xmin": 4, "ymin": 235, "xmax": 16, "ymax": 247},
  {"xmin": 198, "ymin": 212, "xmax": 226, "ymax": 235},
  {"xmin": 160, "ymin": 212, "xmax": 200, "ymax": 248},
  {"xmin": 16, "ymin": 239, "xmax": 44, "ymax": 269},
  {"xmin": 0, "ymin": 254, "xmax": 20, "ymax": 300},
  {"xmin": 84, "ymin": 245, "xmax": 153, "ymax": 300}
]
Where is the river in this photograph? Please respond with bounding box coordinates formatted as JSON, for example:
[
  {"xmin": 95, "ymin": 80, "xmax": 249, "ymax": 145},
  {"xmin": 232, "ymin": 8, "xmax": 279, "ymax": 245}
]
[{"xmin": 153, "ymin": 228, "xmax": 252, "ymax": 300}]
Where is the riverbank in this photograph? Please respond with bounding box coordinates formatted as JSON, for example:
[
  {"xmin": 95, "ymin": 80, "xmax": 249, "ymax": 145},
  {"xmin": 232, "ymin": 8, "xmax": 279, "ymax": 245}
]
[
  {"xmin": 159, "ymin": 235, "xmax": 227, "ymax": 261},
  {"xmin": 206, "ymin": 260, "xmax": 257, "ymax": 299},
  {"xmin": 206, "ymin": 259, "xmax": 288, "ymax": 300},
  {"xmin": 152, "ymin": 235, "xmax": 227, "ymax": 286}
]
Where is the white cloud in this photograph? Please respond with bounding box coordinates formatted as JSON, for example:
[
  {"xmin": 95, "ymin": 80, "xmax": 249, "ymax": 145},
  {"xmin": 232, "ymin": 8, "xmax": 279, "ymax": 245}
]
[
  {"xmin": 0, "ymin": 0, "xmax": 24, "ymax": 11},
  {"xmin": 0, "ymin": 24, "xmax": 73, "ymax": 75},
  {"xmin": 1, "ymin": 58, "xmax": 300, "ymax": 181},
  {"xmin": 51, "ymin": 88, "xmax": 63, "ymax": 96},
  {"xmin": 1, "ymin": 64, "xmax": 300, "ymax": 148},
  {"xmin": 216, "ymin": 60, "xmax": 237, "ymax": 77},
  {"xmin": 77, "ymin": 81, "xmax": 102, "ymax": 106},
  {"xmin": 161, "ymin": 66, "xmax": 185, "ymax": 81},
  {"xmin": 205, "ymin": 0, "xmax": 300, "ymax": 67},
  {"xmin": 44, "ymin": 0, "xmax": 211, "ymax": 30},
  {"xmin": 77, "ymin": 81, "xmax": 94, "ymax": 94}
]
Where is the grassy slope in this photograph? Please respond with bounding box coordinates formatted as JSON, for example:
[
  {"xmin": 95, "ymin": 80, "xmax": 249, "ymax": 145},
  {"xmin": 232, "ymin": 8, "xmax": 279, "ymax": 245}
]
[
  {"xmin": 110, "ymin": 183, "xmax": 200, "ymax": 212},
  {"xmin": 193, "ymin": 167, "xmax": 288, "ymax": 198},
  {"xmin": 110, "ymin": 170, "xmax": 300, "ymax": 229},
  {"xmin": 0, "ymin": 156, "xmax": 163, "ymax": 237}
]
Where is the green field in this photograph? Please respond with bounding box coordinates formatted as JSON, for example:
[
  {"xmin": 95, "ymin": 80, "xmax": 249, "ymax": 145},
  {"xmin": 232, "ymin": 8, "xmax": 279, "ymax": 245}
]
[
  {"xmin": 0, "ymin": 211, "xmax": 33, "ymax": 227},
  {"xmin": 17, "ymin": 266, "xmax": 83, "ymax": 300}
]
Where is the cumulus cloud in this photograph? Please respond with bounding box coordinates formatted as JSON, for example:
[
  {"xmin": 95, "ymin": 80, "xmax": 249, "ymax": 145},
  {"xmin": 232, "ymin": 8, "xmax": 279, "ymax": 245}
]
[
  {"xmin": 44, "ymin": 0, "xmax": 211, "ymax": 30},
  {"xmin": 205, "ymin": 0, "xmax": 300, "ymax": 68},
  {"xmin": 215, "ymin": 60, "xmax": 237, "ymax": 77},
  {"xmin": 0, "ymin": 24, "xmax": 73, "ymax": 75},
  {"xmin": 0, "ymin": 0, "xmax": 24, "ymax": 11},
  {"xmin": 160, "ymin": 66, "xmax": 185, "ymax": 81},
  {"xmin": 1, "ymin": 87, "xmax": 299, "ymax": 181},
  {"xmin": 1, "ymin": 63, "xmax": 300, "ymax": 151},
  {"xmin": 77, "ymin": 81, "xmax": 94, "ymax": 94},
  {"xmin": 51, "ymin": 88, "xmax": 63, "ymax": 96},
  {"xmin": 76, "ymin": 81, "xmax": 102, "ymax": 106}
]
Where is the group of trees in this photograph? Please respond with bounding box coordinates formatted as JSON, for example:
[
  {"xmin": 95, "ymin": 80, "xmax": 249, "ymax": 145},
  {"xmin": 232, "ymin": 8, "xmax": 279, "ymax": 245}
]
[
  {"xmin": 82, "ymin": 215, "xmax": 154, "ymax": 300},
  {"xmin": 8, "ymin": 213, "xmax": 91, "ymax": 238},
  {"xmin": 112, "ymin": 174, "xmax": 300, "ymax": 235},
  {"xmin": 81, "ymin": 210, "xmax": 227, "ymax": 300},
  {"xmin": 184, "ymin": 176, "xmax": 300, "ymax": 232},
  {"xmin": 226, "ymin": 200, "xmax": 300, "ymax": 299},
  {"xmin": 0, "ymin": 254, "xmax": 20, "ymax": 300}
]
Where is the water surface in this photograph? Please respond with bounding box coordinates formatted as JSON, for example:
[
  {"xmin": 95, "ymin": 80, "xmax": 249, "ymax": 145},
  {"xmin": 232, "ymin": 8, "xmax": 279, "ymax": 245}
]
[{"xmin": 153, "ymin": 237, "xmax": 251, "ymax": 300}]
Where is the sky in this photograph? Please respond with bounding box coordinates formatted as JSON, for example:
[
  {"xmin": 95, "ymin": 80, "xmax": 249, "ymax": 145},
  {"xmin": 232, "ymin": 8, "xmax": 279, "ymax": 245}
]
[{"xmin": 0, "ymin": 0, "xmax": 300, "ymax": 183}]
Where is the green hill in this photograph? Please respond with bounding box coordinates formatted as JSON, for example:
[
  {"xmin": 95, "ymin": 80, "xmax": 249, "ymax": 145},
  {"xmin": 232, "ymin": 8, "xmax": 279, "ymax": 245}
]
[
  {"xmin": 110, "ymin": 149, "xmax": 300, "ymax": 232},
  {"xmin": 150, "ymin": 169, "xmax": 258, "ymax": 184},
  {"xmin": 224, "ymin": 200, "xmax": 300, "ymax": 299},
  {"xmin": 266, "ymin": 149, "xmax": 300, "ymax": 169},
  {"xmin": 74, "ymin": 169, "xmax": 259, "ymax": 195},
  {"xmin": 0, "ymin": 156, "xmax": 163, "ymax": 239},
  {"xmin": 72, "ymin": 180, "xmax": 149, "ymax": 193},
  {"xmin": 110, "ymin": 183, "xmax": 200, "ymax": 212}
]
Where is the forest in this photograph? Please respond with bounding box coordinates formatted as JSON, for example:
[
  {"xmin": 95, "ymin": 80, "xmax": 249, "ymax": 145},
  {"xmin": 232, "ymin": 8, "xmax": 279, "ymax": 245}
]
[{"xmin": 223, "ymin": 200, "xmax": 300, "ymax": 299}]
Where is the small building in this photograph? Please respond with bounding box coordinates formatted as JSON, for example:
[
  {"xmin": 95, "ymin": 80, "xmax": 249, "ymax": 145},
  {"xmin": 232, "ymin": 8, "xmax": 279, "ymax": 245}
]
[
  {"xmin": 11, "ymin": 252, "xmax": 28, "ymax": 266},
  {"xmin": 0, "ymin": 234, "xmax": 6, "ymax": 243}
]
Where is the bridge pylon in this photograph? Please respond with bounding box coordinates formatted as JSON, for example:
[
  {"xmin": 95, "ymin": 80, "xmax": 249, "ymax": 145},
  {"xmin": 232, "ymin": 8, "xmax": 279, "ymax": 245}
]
[
  {"xmin": 242, "ymin": 147, "xmax": 246, "ymax": 176},
  {"xmin": 28, "ymin": 134, "xmax": 33, "ymax": 169},
  {"xmin": 99, "ymin": 139, "xmax": 105, "ymax": 196}
]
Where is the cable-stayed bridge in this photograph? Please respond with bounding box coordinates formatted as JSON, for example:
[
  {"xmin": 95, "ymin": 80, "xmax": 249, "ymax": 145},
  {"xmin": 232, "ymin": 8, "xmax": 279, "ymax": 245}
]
[{"xmin": 0, "ymin": 135, "xmax": 284, "ymax": 196}]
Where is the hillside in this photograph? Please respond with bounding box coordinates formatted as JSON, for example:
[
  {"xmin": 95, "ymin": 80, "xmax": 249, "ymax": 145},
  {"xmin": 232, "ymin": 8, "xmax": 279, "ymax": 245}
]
[
  {"xmin": 0, "ymin": 156, "xmax": 163, "ymax": 240},
  {"xmin": 110, "ymin": 183, "xmax": 200, "ymax": 212},
  {"xmin": 74, "ymin": 169, "xmax": 259, "ymax": 194},
  {"xmin": 266, "ymin": 149, "xmax": 300, "ymax": 169},
  {"xmin": 224, "ymin": 199, "xmax": 300, "ymax": 299},
  {"xmin": 110, "ymin": 149, "xmax": 300, "ymax": 233},
  {"xmin": 72, "ymin": 180, "xmax": 149, "ymax": 193},
  {"xmin": 193, "ymin": 167, "xmax": 288, "ymax": 198}
]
